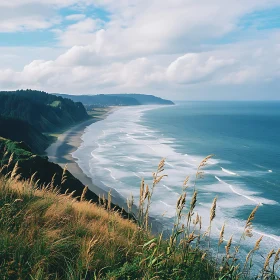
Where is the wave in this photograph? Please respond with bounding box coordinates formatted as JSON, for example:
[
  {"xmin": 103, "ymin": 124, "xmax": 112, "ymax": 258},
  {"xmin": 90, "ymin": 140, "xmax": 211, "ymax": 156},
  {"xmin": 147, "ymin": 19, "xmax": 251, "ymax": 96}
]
[
  {"xmin": 125, "ymin": 156, "xmax": 148, "ymax": 163},
  {"xmin": 163, "ymin": 184, "xmax": 172, "ymax": 191},
  {"xmin": 160, "ymin": 200, "xmax": 172, "ymax": 208},
  {"xmin": 215, "ymin": 176, "xmax": 262, "ymax": 205},
  {"xmin": 253, "ymin": 229, "xmax": 280, "ymax": 242},
  {"xmin": 133, "ymin": 172, "xmax": 141, "ymax": 179},
  {"xmin": 104, "ymin": 168, "xmax": 117, "ymax": 181},
  {"xmin": 146, "ymin": 144, "xmax": 156, "ymax": 152},
  {"xmin": 72, "ymin": 104, "xmax": 280, "ymax": 268},
  {"xmin": 183, "ymin": 160, "xmax": 196, "ymax": 167},
  {"xmin": 166, "ymin": 161, "xmax": 174, "ymax": 168},
  {"xmin": 221, "ymin": 167, "xmax": 237, "ymax": 176}
]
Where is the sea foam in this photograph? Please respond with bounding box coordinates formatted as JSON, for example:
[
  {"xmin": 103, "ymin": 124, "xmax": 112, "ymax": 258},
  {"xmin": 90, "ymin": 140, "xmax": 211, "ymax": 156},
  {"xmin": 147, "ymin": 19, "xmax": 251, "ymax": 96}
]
[{"xmin": 72, "ymin": 105, "xmax": 280, "ymax": 262}]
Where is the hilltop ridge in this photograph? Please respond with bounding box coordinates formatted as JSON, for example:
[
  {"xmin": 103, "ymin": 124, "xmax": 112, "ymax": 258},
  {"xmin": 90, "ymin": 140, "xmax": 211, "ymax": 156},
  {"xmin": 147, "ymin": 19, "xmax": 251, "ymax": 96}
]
[
  {"xmin": 54, "ymin": 93, "xmax": 174, "ymax": 107},
  {"xmin": 0, "ymin": 90, "xmax": 89, "ymax": 132}
]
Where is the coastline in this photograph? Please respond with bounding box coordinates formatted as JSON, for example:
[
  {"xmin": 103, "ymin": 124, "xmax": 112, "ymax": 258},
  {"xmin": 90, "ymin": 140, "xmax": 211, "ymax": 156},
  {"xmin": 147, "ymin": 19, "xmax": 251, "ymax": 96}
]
[
  {"xmin": 45, "ymin": 107, "xmax": 129, "ymax": 211},
  {"xmin": 46, "ymin": 105, "xmax": 165, "ymax": 232}
]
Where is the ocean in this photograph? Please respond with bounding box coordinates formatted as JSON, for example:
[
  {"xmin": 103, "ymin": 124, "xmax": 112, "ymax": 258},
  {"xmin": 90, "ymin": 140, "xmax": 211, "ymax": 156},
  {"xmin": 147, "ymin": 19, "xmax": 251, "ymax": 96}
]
[{"xmin": 72, "ymin": 101, "xmax": 280, "ymax": 267}]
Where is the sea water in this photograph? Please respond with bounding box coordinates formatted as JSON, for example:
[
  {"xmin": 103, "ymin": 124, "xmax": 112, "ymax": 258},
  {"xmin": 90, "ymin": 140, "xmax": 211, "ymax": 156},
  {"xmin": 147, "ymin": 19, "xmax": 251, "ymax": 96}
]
[{"xmin": 72, "ymin": 101, "xmax": 280, "ymax": 269}]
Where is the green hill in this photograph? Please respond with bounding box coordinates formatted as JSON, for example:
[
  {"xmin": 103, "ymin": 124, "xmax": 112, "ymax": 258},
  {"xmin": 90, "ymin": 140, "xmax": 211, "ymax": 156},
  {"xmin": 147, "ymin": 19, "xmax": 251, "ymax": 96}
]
[{"xmin": 0, "ymin": 90, "xmax": 89, "ymax": 132}]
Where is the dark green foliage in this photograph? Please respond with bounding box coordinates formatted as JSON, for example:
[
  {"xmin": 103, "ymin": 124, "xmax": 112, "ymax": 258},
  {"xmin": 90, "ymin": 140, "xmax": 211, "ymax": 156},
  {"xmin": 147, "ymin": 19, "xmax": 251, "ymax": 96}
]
[
  {"xmin": 0, "ymin": 90, "xmax": 89, "ymax": 132},
  {"xmin": 0, "ymin": 116, "xmax": 51, "ymax": 154}
]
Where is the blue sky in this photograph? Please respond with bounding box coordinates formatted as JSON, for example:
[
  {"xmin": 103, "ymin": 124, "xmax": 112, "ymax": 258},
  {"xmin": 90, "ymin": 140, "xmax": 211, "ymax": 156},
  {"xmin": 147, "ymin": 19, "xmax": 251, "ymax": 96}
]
[{"xmin": 0, "ymin": 1, "xmax": 280, "ymax": 100}]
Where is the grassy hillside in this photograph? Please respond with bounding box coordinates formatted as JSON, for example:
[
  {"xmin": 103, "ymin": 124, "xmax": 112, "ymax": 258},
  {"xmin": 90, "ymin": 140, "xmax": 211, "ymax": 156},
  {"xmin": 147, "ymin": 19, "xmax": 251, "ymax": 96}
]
[
  {"xmin": 0, "ymin": 90, "xmax": 89, "ymax": 132},
  {"xmin": 0, "ymin": 137, "xmax": 130, "ymax": 219},
  {"xmin": 0, "ymin": 153, "xmax": 279, "ymax": 279},
  {"xmin": 0, "ymin": 165, "xmax": 213, "ymax": 280},
  {"xmin": 0, "ymin": 175, "xmax": 140, "ymax": 280}
]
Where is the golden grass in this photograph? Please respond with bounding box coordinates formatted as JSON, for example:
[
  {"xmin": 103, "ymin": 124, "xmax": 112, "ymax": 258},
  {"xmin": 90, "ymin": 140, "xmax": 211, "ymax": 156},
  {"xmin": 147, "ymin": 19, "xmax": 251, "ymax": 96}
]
[{"xmin": 0, "ymin": 154, "xmax": 280, "ymax": 279}]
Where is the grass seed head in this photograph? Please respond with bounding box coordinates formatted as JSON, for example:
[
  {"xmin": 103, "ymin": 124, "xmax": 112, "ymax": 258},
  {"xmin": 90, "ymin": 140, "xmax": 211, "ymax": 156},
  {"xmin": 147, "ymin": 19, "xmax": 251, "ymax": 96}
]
[
  {"xmin": 210, "ymin": 197, "xmax": 217, "ymax": 222},
  {"xmin": 218, "ymin": 223, "xmax": 225, "ymax": 246},
  {"xmin": 264, "ymin": 249, "xmax": 275, "ymax": 270},
  {"xmin": 225, "ymin": 235, "xmax": 233, "ymax": 257},
  {"xmin": 190, "ymin": 191, "xmax": 197, "ymax": 212}
]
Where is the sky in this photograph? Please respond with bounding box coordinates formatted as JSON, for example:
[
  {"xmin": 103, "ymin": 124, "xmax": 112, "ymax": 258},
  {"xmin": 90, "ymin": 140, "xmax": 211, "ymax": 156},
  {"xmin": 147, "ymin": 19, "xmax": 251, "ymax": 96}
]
[{"xmin": 1, "ymin": 0, "xmax": 280, "ymax": 100}]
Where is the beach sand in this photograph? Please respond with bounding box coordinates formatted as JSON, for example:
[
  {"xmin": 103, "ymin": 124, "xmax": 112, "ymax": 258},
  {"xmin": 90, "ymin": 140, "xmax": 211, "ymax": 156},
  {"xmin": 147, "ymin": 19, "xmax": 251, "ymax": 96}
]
[
  {"xmin": 45, "ymin": 107, "xmax": 128, "ymax": 210},
  {"xmin": 46, "ymin": 106, "xmax": 163, "ymax": 232}
]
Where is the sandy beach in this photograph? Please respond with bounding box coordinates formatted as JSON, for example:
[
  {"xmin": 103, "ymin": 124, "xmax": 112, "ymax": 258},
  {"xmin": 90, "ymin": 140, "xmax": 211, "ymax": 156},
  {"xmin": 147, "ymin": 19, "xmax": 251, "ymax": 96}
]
[
  {"xmin": 45, "ymin": 107, "xmax": 128, "ymax": 210},
  {"xmin": 46, "ymin": 106, "xmax": 163, "ymax": 231}
]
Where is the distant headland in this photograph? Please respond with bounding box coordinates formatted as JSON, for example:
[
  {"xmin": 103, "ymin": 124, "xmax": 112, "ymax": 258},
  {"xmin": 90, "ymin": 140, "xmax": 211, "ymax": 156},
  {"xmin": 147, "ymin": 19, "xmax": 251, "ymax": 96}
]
[{"xmin": 54, "ymin": 93, "xmax": 175, "ymax": 107}]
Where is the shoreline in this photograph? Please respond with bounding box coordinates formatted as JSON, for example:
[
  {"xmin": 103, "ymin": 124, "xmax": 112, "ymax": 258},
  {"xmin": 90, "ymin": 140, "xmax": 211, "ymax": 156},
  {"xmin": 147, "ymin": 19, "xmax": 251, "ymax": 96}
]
[
  {"xmin": 46, "ymin": 105, "xmax": 165, "ymax": 232},
  {"xmin": 45, "ymin": 107, "xmax": 130, "ymax": 211}
]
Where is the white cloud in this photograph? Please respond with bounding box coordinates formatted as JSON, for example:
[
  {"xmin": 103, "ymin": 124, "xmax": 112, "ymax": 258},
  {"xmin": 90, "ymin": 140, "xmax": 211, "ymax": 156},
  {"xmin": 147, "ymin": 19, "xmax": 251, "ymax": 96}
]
[
  {"xmin": 0, "ymin": 17, "xmax": 58, "ymax": 33},
  {"xmin": 57, "ymin": 18, "xmax": 104, "ymax": 47},
  {"xmin": 2, "ymin": 35, "xmax": 280, "ymax": 96},
  {"xmin": 0, "ymin": 3, "xmax": 60, "ymax": 32},
  {"xmin": 166, "ymin": 54, "xmax": 235, "ymax": 84},
  {"xmin": 1, "ymin": 0, "xmax": 280, "ymax": 99}
]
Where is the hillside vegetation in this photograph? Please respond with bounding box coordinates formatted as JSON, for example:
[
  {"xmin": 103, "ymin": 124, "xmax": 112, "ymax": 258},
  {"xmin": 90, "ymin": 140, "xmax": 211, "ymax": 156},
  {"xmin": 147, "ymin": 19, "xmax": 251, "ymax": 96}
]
[
  {"xmin": 0, "ymin": 90, "xmax": 89, "ymax": 132},
  {"xmin": 0, "ymin": 90, "xmax": 89, "ymax": 154},
  {"xmin": 0, "ymin": 137, "xmax": 128, "ymax": 218},
  {"xmin": 0, "ymin": 154, "xmax": 279, "ymax": 279},
  {"xmin": 0, "ymin": 117, "xmax": 52, "ymax": 154},
  {"xmin": 0, "ymin": 174, "xmax": 140, "ymax": 280},
  {"xmin": 0, "ymin": 158, "xmax": 213, "ymax": 280}
]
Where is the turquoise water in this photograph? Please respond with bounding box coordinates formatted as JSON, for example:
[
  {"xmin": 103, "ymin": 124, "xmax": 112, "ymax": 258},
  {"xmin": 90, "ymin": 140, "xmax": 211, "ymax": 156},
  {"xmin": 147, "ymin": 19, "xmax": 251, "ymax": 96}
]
[
  {"xmin": 143, "ymin": 102, "xmax": 280, "ymax": 231},
  {"xmin": 73, "ymin": 101, "xmax": 280, "ymax": 267}
]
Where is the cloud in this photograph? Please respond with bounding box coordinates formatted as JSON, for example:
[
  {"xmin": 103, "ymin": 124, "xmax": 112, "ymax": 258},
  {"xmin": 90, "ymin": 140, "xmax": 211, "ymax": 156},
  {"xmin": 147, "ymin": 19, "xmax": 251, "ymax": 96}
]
[
  {"xmin": 0, "ymin": 0, "xmax": 97, "ymax": 32},
  {"xmin": 57, "ymin": 18, "xmax": 104, "ymax": 47},
  {"xmin": 0, "ymin": 3, "xmax": 60, "ymax": 32},
  {"xmin": 166, "ymin": 54, "xmax": 235, "ymax": 84},
  {"xmin": 2, "ymin": 34, "xmax": 280, "ymax": 96},
  {"xmin": 1, "ymin": 0, "xmax": 280, "ymax": 99}
]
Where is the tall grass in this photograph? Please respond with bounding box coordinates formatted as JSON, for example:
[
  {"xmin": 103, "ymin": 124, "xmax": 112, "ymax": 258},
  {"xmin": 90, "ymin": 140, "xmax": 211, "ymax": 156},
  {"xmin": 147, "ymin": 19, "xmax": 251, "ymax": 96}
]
[
  {"xmin": 126, "ymin": 156, "xmax": 280, "ymax": 280},
  {"xmin": 0, "ymin": 153, "xmax": 279, "ymax": 279}
]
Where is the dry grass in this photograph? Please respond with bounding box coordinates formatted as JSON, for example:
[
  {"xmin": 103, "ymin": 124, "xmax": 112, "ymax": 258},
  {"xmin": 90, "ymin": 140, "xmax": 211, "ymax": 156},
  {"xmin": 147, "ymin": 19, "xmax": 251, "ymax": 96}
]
[
  {"xmin": 0, "ymin": 155, "xmax": 279, "ymax": 279},
  {"xmin": 0, "ymin": 175, "xmax": 144, "ymax": 279}
]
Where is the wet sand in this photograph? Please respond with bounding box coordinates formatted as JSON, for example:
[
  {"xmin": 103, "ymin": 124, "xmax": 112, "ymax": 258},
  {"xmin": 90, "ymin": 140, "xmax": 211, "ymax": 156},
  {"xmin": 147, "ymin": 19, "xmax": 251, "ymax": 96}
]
[{"xmin": 45, "ymin": 107, "xmax": 127, "ymax": 208}]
